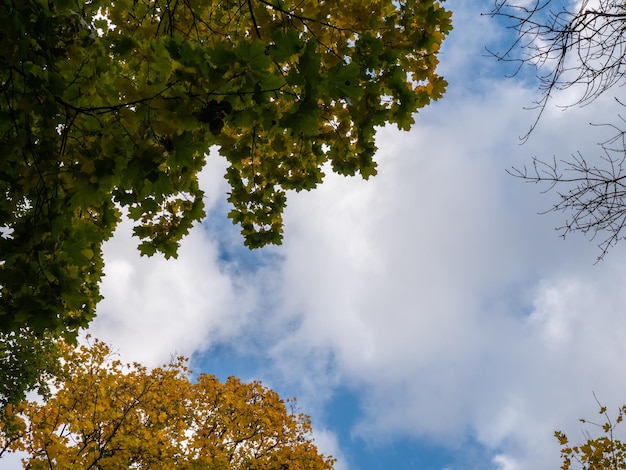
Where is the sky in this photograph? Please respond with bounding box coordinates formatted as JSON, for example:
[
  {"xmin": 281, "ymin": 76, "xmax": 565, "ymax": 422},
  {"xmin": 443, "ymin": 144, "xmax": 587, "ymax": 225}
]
[{"xmin": 28, "ymin": 1, "xmax": 626, "ymax": 469}]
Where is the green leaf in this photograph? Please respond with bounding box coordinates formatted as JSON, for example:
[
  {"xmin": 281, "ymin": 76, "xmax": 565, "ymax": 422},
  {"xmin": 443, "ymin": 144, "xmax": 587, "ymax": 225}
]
[
  {"xmin": 326, "ymin": 63, "xmax": 363, "ymax": 100},
  {"xmin": 137, "ymin": 241, "xmax": 157, "ymax": 257},
  {"xmin": 112, "ymin": 36, "xmax": 137, "ymax": 55},
  {"xmin": 269, "ymin": 29, "xmax": 304, "ymax": 62},
  {"xmin": 260, "ymin": 73, "xmax": 286, "ymax": 91},
  {"xmin": 236, "ymin": 40, "xmax": 271, "ymax": 71}
]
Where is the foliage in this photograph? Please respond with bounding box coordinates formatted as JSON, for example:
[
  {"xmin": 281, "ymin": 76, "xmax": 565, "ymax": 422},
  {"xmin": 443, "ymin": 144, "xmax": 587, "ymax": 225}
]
[
  {"xmin": 0, "ymin": 329, "xmax": 60, "ymax": 412},
  {"xmin": 0, "ymin": 0, "xmax": 452, "ymax": 339},
  {"xmin": 0, "ymin": 338, "xmax": 335, "ymax": 469},
  {"xmin": 489, "ymin": 0, "xmax": 626, "ymax": 260},
  {"xmin": 556, "ymin": 402, "xmax": 626, "ymax": 470}
]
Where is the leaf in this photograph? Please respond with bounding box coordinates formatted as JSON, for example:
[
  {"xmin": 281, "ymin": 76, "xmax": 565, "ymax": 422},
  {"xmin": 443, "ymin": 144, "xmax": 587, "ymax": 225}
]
[
  {"xmin": 326, "ymin": 63, "xmax": 363, "ymax": 100},
  {"xmin": 111, "ymin": 36, "xmax": 137, "ymax": 55},
  {"xmin": 269, "ymin": 29, "xmax": 305, "ymax": 62},
  {"xmin": 236, "ymin": 40, "xmax": 271, "ymax": 71}
]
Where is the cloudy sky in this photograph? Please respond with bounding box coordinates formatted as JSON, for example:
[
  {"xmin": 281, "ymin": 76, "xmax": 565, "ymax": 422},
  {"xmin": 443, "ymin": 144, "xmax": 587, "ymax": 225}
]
[{"xmin": 84, "ymin": 1, "xmax": 626, "ymax": 469}]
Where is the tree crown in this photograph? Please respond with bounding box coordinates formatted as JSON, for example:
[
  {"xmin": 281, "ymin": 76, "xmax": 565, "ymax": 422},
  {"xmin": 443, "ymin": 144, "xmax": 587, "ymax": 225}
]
[{"xmin": 1, "ymin": 338, "xmax": 335, "ymax": 469}]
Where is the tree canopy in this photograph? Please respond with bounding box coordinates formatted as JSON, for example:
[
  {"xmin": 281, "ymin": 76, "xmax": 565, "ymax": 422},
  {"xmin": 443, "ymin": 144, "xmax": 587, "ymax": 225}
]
[
  {"xmin": 0, "ymin": 329, "xmax": 60, "ymax": 411},
  {"xmin": 0, "ymin": 0, "xmax": 452, "ymax": 338},
  {"xmin": 0, "ymin": 338, "xmax": 335, "ymax": 469}
]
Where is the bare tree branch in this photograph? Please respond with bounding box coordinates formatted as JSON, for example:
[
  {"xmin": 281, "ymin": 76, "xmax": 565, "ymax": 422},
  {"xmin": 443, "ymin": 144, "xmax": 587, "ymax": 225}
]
[
  {"xmin": 508, "ymin": 110, "xmax": 626, "ymax": 261},
  {"xmin": 488, "ymin": 0, "xmax": 626, "ymax": 138},
  {"xmin": 490, "ymin": 1, "xmax": 626, "ymax": 260}
]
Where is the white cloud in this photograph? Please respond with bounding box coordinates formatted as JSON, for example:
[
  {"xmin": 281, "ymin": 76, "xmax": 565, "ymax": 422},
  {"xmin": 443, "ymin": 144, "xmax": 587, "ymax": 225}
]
[
  {"xmin": 313, "ymin": 429, "xmax": 350, "ymax": 470},
  {"xmin": 0, "ymin": 450, "xmax": 27, "ymax": 469},
  {"xmin": 493, "ymin": 454, "xmax": 520, "ymax": 470},
  {"xmin": 269, "ymin": 149, "xmax": 626, "ymax": 465},
  {"xmin": 88, "ymin": 152, "xmax": 258, "ymax": 366},
  {"xmin": 251, "ymin": 32, "xmax": 626, "ymax": 470}
]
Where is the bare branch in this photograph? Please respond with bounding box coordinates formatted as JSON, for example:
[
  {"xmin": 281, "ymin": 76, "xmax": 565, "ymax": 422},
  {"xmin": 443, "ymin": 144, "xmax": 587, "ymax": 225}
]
[
  {"xmin": 509, "ymin": 111, "xmax": 626, "ymax": 261},
  {"xmin": 488, "ymin": 0, "xmax": 626, "ymax": 138},
  {"xmin": 490, "ymin": 1, "xmax": 626, "ymax": 259}
]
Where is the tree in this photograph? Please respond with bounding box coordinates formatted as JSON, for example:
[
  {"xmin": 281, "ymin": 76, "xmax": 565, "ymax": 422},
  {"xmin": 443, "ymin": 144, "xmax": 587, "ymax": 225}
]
[
  {"xmin": 555, "ymin": 400, "xmax": 626, "ymax": 469},
  {"xmin": 0, "ymin": 0, "xmax": 452, "ymax": 339},
  {"xmin": 0, "ymin": 329, "xmax": 60, "ymax": 412},
  {"xmin": 0, "ymin": 338, "xmax": 336, "ymax": 469},
  {"xmin": 489, "ymin": 0, "xmax": 626, "ymax": 260},
  {"xmin": 0, "ymin": 0, "xmax": 451, "ymax": 411}
]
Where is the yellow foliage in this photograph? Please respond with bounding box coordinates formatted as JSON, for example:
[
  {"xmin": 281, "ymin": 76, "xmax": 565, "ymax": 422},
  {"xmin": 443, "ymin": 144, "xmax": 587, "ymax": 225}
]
[
  {"xmin": 556, "ymin": 403, "xmax": 626, "ymax": 469},
  {"xmin": 0, "ymin": 339, "xmax": 334, "ymax": 469}
]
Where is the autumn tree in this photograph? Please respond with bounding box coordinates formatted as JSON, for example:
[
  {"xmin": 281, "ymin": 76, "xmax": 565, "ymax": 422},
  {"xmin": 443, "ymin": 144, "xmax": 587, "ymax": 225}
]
[
  {"xmin": 0, "ymin": 338, "xmax": 335, "ymax": 469},
  {"xmin": 489, "ymin": 0, "xmax": 626, "ymax": 259},
  {"xmin": 555, "ymin": 400, "xmax": 626, "ymax": 470}
]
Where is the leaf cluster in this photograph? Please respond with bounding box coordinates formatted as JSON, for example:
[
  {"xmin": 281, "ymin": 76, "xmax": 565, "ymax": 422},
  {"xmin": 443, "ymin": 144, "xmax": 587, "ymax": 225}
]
[
  {"xmin": 556, "ymin": 401, "xmax": 626, "ymax": 469},
  {"xmin": 0, "ymin": 0, "xmax": 451, "ymax": 395},
  {"xmin": 0, "ymin": 338, "xmax": 335, "ymax": 469},
  {"xmin": 0, "ymin": 329, "xmax": 61, "ymax": 413}
]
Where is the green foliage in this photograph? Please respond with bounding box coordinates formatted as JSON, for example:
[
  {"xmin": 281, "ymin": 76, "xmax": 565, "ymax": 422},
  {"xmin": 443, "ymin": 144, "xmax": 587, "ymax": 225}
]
[
  {"xmin": 0, "ymin": 0, "xmax": 451, "ymax": 338},
  {"xmin": 0, "ymin": 329, "xmax": 60, "ymax": 413}
]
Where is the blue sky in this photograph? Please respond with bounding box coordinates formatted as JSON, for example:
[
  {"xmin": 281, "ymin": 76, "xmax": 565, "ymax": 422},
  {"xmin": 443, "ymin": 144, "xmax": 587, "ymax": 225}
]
[{"xmin": 47, "ymin": 1, "xmax": 626, "ymax": 469}]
